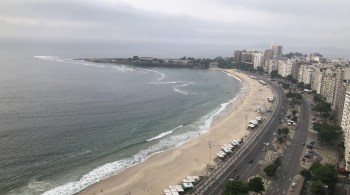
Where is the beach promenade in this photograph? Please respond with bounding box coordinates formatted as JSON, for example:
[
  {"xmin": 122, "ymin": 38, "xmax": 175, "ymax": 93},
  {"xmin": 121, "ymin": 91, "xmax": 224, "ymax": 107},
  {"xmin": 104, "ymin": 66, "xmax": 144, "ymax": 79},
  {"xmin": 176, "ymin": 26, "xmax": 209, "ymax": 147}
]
[{"xmin": 79, "ymin": 70, "xmax": 273, "ymax": 195}]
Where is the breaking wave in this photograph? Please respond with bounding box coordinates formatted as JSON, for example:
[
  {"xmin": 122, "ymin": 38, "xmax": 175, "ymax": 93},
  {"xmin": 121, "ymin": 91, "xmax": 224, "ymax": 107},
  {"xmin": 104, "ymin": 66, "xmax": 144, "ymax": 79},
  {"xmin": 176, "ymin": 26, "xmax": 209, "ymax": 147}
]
[{"xmin": 147, "ymin": 125, "xmax": 184, "ymax": 142}]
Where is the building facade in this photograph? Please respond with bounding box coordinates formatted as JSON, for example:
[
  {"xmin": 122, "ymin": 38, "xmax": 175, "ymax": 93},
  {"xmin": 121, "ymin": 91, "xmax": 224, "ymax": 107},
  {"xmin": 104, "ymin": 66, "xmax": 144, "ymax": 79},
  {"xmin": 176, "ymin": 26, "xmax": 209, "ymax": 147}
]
[
  {"xmin": 271, "ymin": 44, "xmax": 283, "ymax": 57},
  {"xmin": 341, "ymin": 86, "xmax": 350, "ymax": 171}
]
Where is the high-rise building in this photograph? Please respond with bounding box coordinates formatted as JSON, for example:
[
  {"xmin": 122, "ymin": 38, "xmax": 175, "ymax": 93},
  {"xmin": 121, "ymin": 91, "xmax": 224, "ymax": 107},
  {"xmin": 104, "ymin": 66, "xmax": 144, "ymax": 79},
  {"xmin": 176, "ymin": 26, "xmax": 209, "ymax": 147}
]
[
  {"xmin": 341, "ymin": 85, "xmax": 350, "ymax": 171},
  {"xmin": 298, "ymin": 64, "xmax": 312, "ymax": 84},
  {"xmin": 271, "ymin": 44, "xmax": 283, "ymax": 57},
  {"xmin": 264, "ymin": 49, "xmax": 274, "ymax": 59},
  {"xmin": 335, "ymin": 68, "xmax": 350, "ymax": 125},
  {"xmin": 277, "ymin": 59, "xmax": 293, "ymax": 77},
  {"xmin": 310, "ymin": 65, "xmax": 323, "ymax": 94},
  {"xmin": 265, "ymin": 58, "xmax": 278, "ymax": 73},
  {"xmin": 320, "ymin": 69, "xmax": 337, "ymax": 105},
  {"xmin": 291, "ymin": 63, "xmax": 301, "ymax": 81},
  {"xmin": 253, "ymin": 52, "xmax": 264, "ymax": 69},
  {"xmin": 234, "ymin": 50, "xmax": 242, "ymax": 64}
]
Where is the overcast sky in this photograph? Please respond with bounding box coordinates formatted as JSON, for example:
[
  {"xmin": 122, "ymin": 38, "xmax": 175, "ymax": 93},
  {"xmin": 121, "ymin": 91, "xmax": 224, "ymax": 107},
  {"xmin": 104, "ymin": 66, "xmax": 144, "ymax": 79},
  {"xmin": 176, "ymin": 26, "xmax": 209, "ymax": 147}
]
[{"xmin": 1, "ymin": 0, "xmax": 350, "ymax": 58}]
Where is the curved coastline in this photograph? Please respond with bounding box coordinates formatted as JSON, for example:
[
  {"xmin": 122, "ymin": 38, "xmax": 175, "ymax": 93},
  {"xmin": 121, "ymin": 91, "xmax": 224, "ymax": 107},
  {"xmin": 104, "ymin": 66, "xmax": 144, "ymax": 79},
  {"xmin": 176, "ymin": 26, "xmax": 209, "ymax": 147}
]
[{"xmin": 77, "ymin": 69, "xmax": 272, "ymax": 195}]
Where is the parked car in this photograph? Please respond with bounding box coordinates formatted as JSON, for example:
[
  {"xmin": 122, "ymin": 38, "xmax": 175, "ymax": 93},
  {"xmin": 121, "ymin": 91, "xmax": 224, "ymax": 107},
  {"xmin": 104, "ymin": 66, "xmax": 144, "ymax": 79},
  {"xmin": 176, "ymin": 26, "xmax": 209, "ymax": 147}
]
[
  {"xmin": 306, "ymin": 149, "xmax": 313, "ymax": 154},
  {"xmin": 248, "ymin": 159, "xmax": 253, "ymax": 163},
  {"xmin": 305, "ymin": 152, "xmax": 312, "ymax": 156}
]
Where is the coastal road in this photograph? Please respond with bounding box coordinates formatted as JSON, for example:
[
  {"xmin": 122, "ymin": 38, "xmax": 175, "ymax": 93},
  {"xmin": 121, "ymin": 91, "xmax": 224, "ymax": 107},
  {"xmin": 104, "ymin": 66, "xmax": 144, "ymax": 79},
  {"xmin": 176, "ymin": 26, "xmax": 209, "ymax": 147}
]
[
  {"xmin": 266, "ymin": 93, "xmax": 310, "ymax": 194},
  {"xmin": 201, "ymin": 77, "xmax": 290, "ymax": 195}
]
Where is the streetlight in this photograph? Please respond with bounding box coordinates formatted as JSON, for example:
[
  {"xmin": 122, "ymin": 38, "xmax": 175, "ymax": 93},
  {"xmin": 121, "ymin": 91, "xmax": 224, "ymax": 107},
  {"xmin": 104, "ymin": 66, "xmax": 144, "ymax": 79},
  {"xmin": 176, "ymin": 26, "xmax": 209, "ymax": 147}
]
[{"xmin": 229, "ymin": 178, "xmax": 234, "ymax": 195}]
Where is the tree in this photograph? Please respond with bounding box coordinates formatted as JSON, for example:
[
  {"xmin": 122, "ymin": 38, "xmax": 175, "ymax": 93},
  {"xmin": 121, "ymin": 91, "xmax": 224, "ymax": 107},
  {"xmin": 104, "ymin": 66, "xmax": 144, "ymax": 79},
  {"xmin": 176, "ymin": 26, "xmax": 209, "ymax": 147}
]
[
  {"xmin": 294, "ymin": 93, "xmax": 302, "ymax": 101},
  {"xmin": 312, "ymin": 164, "xmax": 337, "ymax": 190},
  {"xmin": 264, "ymin": 164, "xmax": 278, "ymax": 177},
  {"xmin": 281, "ymin": 127, "xmax": 289, "ymax": 136},
  {"xmin": 292, "ymin": 110, "xmax": 297, "ymax": 116},
  {"xmin": 248, "ymin": 177, "xmax": 265, "ymax": 194},
  {"xmin": 286, "ymin": 91, "xmax": 294, "ymax": 98},
  {"xmin": 297, "ymin": 82, "xmax": 305, "ymax": 89},
  {"xmin": 312, "ymin": 102, "xmax": 331, "ymax": 113},
  {"xmin": 132, "ymin": 56, "xmax": 140, "ymax": 60},
  {"xmin": 309, "ymin": 162, "xmax": 338, "ymax": 193},
  {"xmin": 282, "ymin": 83, "xmax": 290, "ymax": 90},
  {"xmin": 225, "ymin": 180, "xmax": 249, "ymax": 195},
  {"xmin": 277, "ymin": 137, "xmax": 284, "ymax": 144},
  {"xmin": 277, "ymin": 128, "xmax": 282, "ymax": 135},
  {"xmin": 310, "ymin": 180, "xmax": 327, "ymax": 195},
  {"xmin": 300, "ymin": 169, "xmax": 312, "ymax": 180},
  {"xmin": 313, "ymin": 123, "xmax": 341, "ymax": 144},
  {"xmin": 286, "ymin": 75, "xmax": 293, "ymax": 81},
  {"xmin": 256, "ymin": 67, "xmax": 264, "ymax": 74},
  {"xmin": 236, "ymin": 62, "xmax": 254, "ymax": 71},
  {"xmin": 273, "ymin": 157, "xmax": 282, "ymax": 166},
  {"xmin": 309, "ymin": 161, "xmax": 322, "ymax": 172},
  {"xmin": 180, "ymin": 56, "xmax": 187, "ymax": 60},
  {"xmin": 313, "ymin": 94, "xmax": 323, "ymax": 102},
  {"xmin": 270, "ymin": 70, "xmax": 279, "ymax": 78},
  {"xmin": 263, "ymin": 157, "xmax": 282, "ymax": 177}
]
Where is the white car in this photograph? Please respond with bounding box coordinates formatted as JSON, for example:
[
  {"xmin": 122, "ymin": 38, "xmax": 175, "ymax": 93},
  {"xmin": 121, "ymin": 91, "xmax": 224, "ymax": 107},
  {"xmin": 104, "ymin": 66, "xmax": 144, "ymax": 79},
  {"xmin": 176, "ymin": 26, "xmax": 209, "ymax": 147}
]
[{"xmin": 273, "ymin": 132, "xmax": 277, "ymax": 136}]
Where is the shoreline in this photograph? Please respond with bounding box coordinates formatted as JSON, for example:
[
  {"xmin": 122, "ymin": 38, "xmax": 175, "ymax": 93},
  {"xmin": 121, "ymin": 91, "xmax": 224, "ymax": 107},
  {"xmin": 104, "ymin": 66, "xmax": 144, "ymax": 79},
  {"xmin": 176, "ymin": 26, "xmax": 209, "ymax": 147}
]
[{"xmin": 78, "ymin": 69, "xmax": 272, "ymax": 195}]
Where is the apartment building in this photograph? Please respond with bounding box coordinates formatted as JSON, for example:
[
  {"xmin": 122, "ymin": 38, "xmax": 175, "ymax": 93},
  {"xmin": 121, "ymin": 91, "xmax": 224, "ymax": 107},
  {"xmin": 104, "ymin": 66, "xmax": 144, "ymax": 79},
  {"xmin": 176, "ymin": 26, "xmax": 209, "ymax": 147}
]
[
  {"xmin": 253, "ymin": 52, "xmax": 264, "ymax": 69},
  {"xmin": 277, "ymin": 59, "xmax": 293, "ymax": 77},
  {"xmin": 271, "ymin": 44, "xmax": 283, "ymax": 57},
  {"xmin": 341, "ymin": 86, "xmax": 350, "ymax": 171}
]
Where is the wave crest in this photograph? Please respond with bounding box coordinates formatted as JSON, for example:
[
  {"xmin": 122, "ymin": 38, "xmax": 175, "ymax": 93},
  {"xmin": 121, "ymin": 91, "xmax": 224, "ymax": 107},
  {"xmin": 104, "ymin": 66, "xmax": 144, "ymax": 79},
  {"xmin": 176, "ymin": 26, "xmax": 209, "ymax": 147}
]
[{"xmin": 147, "ymin": 125, "xmax": 183, "ymax": 142}]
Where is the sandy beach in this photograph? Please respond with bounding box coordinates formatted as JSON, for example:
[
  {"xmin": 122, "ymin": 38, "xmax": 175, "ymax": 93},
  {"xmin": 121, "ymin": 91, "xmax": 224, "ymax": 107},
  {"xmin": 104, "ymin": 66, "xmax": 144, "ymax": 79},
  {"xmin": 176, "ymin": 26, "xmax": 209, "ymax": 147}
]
[{"xmin": 79, "ymin": 70, "xmax": 273, "ymax": 195}]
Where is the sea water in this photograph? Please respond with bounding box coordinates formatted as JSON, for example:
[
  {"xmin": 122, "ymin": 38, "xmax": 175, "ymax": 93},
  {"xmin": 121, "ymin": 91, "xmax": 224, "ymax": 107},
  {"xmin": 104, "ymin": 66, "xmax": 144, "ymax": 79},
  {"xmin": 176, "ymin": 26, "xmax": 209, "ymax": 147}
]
[{"xmin": 0, "ymin": 41, "xmax": 242, "ymax": 195}]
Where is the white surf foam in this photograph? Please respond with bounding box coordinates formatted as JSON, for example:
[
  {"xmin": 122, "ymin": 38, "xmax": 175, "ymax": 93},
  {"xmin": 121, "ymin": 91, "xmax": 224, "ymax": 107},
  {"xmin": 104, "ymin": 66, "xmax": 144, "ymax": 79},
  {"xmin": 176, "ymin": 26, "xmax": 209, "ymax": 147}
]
[
  {"xmin": 199, "ymin": 97, "xmax": 238, "ymax": 133},
  {"xmin": 137, "ymin": 68, "xmax": 166, "ymax": 81},
  {"xmin": 150, "ymin": 81, "xmax": 195, "ymax": 95},
  {"xmin": 34, "ymin": 56, "xmax": 196, "ymax": 95},
  {"xmin": 40, "ymin": 94, "xmax": 241, "ymax": 195},
  {"xmin": 147, "ymin": 125, "xmax": 183, "ymax": 142},
  {"xmin": 174, "ymin": 82, "xmax": 196, "ymax": 95},
  {"xmin": 225, "ymin": 72, "xmax": 241, "ymax": 82},
  {"xmin": 41, "ymin": 129, "xmax": 197, "ymax": 195}
]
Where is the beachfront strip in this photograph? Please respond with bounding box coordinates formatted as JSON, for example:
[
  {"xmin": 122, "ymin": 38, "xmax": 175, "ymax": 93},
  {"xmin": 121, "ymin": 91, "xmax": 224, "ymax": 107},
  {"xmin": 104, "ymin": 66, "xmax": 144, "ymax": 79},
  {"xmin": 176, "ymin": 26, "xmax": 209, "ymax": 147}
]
[
  {"xmin": 162, "ymin": 80, "xmax": 279, "ymax": 195},
  {"xmin": 190, "ymin": 82, "xmax": 280, "ymax": 194}
]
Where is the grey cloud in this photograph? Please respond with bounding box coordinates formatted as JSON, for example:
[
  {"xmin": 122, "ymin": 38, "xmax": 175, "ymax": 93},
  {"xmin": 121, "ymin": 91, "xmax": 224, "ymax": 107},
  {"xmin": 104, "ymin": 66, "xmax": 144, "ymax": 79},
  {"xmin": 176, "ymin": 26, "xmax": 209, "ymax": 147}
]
[{"xmin": 0, "ymin": 0, "xmax": 349, "ymax": 58}]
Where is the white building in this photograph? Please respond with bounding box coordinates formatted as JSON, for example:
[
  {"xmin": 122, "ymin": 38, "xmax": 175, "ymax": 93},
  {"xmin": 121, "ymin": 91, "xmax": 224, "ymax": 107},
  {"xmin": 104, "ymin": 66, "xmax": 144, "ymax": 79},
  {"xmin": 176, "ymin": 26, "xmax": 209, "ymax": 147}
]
[
  {"xmin": 253, "ymin": 52, "xmax": 264, "ymax": 69},
  {"xmin": 277, "ymin": 59, "xmax": 293, "ymax": 77},
  {"xmin": 341, "ymin": 86, "xmax": 350, "ymax": 171},
  {"xmin": 320, "ymin": 69, "xmax": 337, "ymax": 105},
  {"xmin": 265, "ymin": 58, "xmax": 278, "ymax": 73},
  {"xmin": 298, "ymin": 64, "xmax": 312, "ymax": 84},
  {"xmin": 310, "ymin": 65, "xmax": 323, "ymax": 94}
]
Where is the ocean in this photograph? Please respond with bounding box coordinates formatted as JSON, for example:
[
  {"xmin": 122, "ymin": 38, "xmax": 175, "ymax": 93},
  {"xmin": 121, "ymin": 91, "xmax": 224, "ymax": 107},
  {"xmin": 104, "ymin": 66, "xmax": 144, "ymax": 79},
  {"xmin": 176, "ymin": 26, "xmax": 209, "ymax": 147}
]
[{"xmin": 0, "ymin": 41, "xmax": 242, "ymax": 195}]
